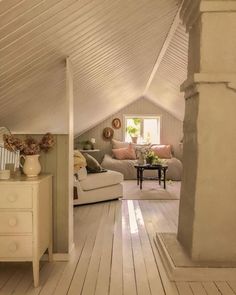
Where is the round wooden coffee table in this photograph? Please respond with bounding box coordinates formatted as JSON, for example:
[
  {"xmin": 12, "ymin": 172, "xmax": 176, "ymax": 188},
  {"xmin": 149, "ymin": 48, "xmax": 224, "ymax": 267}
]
[{"xmin": 134, "ymin": 164, "xmax": 168, "ymax": 190}]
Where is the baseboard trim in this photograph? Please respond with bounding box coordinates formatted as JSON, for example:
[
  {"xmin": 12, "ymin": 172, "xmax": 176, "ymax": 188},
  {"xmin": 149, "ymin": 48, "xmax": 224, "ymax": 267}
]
[
  {"xmin": 53, "ymin": 253, "xmax": 70, "ymax": 261},
  {"xmin": 41, "ymin": 253, "xmax": 69, "ymax": 261},
  {"xmin": 155, "ymin": 233, "xmax": 236, "ymax": 281},
  {"xmin": 41, "ymin": 243, "xmax": 75, "ymax": 262},
  {"xmin": 69, "ymin": 242, "xmax": 75, "ymax": 254}
]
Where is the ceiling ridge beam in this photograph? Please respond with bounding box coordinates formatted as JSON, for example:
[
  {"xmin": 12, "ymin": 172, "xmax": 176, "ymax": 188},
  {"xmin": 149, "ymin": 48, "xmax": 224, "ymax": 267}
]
[{"xmin": 143, "ymin": 4, "xmax": 182, "ymax": 95}]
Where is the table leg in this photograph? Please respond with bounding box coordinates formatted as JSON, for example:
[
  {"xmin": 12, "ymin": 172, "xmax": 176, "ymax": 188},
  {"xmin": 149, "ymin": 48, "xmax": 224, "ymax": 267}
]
[
  {"xmin": 137, "ymin": 168, "xmax": 139, "ymax": 185},
  {"xmin": 158, "ymin": 168, "xmax": 161, "ymax": 185},
  {"xmin": 140, "ymin": 168, "xmax": 143, "ymax": 190},
  {"xmin": 163, "ymin": 168, "xmax": 166, "ymax": 189}
]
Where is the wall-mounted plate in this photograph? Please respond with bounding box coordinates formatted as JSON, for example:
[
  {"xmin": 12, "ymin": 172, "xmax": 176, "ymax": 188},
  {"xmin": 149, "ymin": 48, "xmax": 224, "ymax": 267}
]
[
  {"xmin": 112, "ymin": 118, "xmax": 121, "ymax": 129},
  {"xmin": 103, "ymin": 127, "xmax": 114, "ymax": 140}
]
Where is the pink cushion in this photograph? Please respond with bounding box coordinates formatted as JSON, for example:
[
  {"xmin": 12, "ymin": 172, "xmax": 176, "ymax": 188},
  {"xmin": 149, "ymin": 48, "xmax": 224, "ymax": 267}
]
[
  {"xmin": 151, "ymin": 144, "xmax": 172, "ymax": 159},
  {"xmin": 112, "ymin": 144, "xmax": 136, "ymax": 160}
]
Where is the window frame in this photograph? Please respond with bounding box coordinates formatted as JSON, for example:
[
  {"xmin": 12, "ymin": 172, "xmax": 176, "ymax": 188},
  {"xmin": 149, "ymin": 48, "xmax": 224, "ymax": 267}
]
[{"xmin": 123, "ymin": 114, "xmax": 161, "ymax": 144}]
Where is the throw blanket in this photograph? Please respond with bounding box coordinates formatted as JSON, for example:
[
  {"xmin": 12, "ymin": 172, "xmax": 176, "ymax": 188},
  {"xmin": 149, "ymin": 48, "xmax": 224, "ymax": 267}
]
[{"xmin": 74, "ymin": 150, "xmax": 86, "ymax": 172}]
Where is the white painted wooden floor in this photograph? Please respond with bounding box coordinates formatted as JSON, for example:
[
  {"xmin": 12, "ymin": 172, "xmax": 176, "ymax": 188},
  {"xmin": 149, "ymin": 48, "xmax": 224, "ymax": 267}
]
[{"xmin": 0, "ymin": 200, "xmax": 236, "ymax": 295}]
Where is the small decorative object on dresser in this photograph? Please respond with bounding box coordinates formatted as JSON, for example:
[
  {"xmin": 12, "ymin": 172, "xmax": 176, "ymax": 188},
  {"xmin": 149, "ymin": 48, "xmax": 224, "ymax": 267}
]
[
  {"xmin": 3, "ymin": 133, "xmax": 55, "ymax": 177},
  {"xmin": 20, "ymin": 154, "xmax": 41, "ymax": 177},
  {"xmin": 0, "ymin": 126, "xmax": 20, "ymax": 172},
  {"xmin": 0, "ymin": 174, "xmax": 53, "ymax": 287},
  {"xmin": 112, "ymin": 118, "xmax": 121, "ymax": 129},
  {"xmin": 0, "ymin": 170, "xmax": 10, "ymax": 180}
]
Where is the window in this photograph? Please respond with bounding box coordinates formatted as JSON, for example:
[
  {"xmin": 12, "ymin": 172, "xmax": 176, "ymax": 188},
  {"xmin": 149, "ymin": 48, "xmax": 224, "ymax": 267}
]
[{"xmin": 124, "ymin": 115, "xmax": 160, "ymax": 144}]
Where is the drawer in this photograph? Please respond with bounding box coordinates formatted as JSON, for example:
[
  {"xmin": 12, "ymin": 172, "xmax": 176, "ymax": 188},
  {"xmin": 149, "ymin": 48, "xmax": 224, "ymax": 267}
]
[
  {"xmin": 0, "ymin": 186, "xmax": 32, "ymax": 209},
  {"xmin": 0, "ymin": 212, "xmax": 32, "ymax": 233},
  {"xmin": 0, "ymin": 236, "xmax": 32, "ymax": 258}
]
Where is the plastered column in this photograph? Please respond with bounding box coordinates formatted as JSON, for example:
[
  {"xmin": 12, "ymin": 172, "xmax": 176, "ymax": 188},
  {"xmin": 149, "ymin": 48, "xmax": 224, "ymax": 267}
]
[{"xmin": 178, "ymin": 0, "xmax": 236, "ymax": 263}]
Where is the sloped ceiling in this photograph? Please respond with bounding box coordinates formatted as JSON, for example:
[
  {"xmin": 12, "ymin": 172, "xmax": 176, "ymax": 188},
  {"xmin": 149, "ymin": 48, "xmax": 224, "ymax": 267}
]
[
  {"xmin": 0, "ymin": 0, "xmax": 187, "ymax": 134},
  {"xmin": 146, "ymin": 22, "xmax": 188, "ymax": 120}
]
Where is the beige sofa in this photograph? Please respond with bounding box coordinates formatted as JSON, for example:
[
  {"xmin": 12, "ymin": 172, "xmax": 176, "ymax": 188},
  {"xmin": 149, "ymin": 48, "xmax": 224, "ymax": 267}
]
[
  {"xmin": 74, "ymin": 168, "xmax": 123, "ymax": 205},
  {"xmin": 101, "ymin": 154, "xmax": 182, "ymax": 181}
]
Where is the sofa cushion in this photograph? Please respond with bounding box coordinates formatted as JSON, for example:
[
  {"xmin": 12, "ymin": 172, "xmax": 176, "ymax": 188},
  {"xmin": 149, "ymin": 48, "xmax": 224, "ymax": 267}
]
[
  {"xmin": 83, "ymin": 153, "xmax": 102, "ymax": 173},
  {"xmin": 112, "ymin": 144, "xmax": 136, "ymax": 160},
  {"xmin": 151, "ymin": 144, "xmax": 172, "ymax": 159},
  {"xmin": 80, "ymin": 170, "xmax": 123, "ymax": 191}
]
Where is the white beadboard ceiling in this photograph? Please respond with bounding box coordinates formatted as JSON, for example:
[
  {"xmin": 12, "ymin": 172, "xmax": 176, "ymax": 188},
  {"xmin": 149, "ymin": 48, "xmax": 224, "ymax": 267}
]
[
  {"xmin": 146, "ymin": 22, "xmax": 188, "ymax": 120},
  {"xmin": 0, "ymin": 0, "xmax": 187, "ymax": 134}
]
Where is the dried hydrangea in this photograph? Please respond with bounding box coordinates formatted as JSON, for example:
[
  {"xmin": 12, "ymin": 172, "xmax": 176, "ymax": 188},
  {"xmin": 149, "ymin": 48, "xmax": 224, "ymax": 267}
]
[
  {"xmin": 39, "ymin": 133, "xmax": 55, "ymax": 152},
  {"xmin": 3, "ymin": 133, "xmax": 55, "ymax": 156},
  {"xmin": 3, "ymin": 134, "xmax": 25, "ymax": 152},
  {"xmin": 23, "ymin": 136, "xmax": 40, "ymax": 155}
]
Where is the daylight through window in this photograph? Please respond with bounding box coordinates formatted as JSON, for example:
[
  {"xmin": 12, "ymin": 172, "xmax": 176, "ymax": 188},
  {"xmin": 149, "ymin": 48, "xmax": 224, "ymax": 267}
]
[{"xmin": 124, "ymin": 116, "xmax": 160, "ymax": 144}]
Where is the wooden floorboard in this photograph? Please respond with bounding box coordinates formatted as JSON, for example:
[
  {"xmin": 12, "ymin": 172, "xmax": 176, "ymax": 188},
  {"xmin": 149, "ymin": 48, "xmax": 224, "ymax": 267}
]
[
  {"xmin": 176, "ymin": 282, "xmax": 194, "ymax": 295},
  {"xmin": 215, "ymin": 282, "xmax": 235, "ymax": 295},
  {"xmin": 0, "ymin": 197, "xmax": 234, "ymax": 295},
  {"xmin": 228, "ymin": 282, "xmax": 236, "ymax": 294},
  {"xmin": 126, "ymin": 200, "xmax": 151, "ymax": 295},
  {"xmin": 133, "ymin": 200, "xmax": 165, "ymax": 295},
  {"xmin": 25, "ymin": 262, "xmax": 57, "ymax": 295},
  {"xmin": 11, "ymin": 265, "xmax": 33, "ymax": 295},
  {"xmin": 95, "ymin": 202, "xmax": 116, "ymax": 295},
  {"xmin": 67, "ymin": 203, "xmax": 106, "ymax": 295},
  {"xmin": 109, "ymin": 202, "xmax": 123, "ymax": 295},
  {"xmin": 139, "ymin": 200, "xmax": 179, "ymax": 295},
  {"xmin": 189, "ymin": 282, "xmax": 208, "ymax": 295},
  {"xmin": 202, "ymin": 282, "xmax": 222, "ymax": 295},
  {"xmin": 122, "ymin": 201, "xmax": 137, "ymax": 295},
  {"xmin": 81, "ymin": 203, "xmax": 111, "ymax": 295},
  {"xmin": 0, "ymin": 264, "xmax": 26, "ymax": 295}
]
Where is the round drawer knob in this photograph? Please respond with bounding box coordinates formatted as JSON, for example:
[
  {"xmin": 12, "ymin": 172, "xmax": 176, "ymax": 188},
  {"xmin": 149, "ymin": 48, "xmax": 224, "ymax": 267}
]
[
  {"xmin": 8, "ymin": 218, "xmax": 17, "ymax": 227},
  {"xmin": 8, "ymin": 242, "xmax": 17, "ymax": 252},
  {"xmin": 7, "ymin": 194, "xmax": 17, "ymax": 203}
]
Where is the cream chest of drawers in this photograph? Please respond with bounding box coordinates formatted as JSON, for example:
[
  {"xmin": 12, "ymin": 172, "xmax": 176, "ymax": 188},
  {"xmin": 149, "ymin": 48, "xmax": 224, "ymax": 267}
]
[{"xmin": 0, "ymin": 174, "xmax": 52, "ymax": 287}]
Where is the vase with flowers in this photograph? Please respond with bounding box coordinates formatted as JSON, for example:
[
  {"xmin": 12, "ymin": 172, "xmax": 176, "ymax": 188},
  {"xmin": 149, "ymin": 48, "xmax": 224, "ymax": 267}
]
[
  {"xmin": 3, "ymin": 133, "xmax": 55, "ymax": 177},
  {"xmin": 145, "ymin": 150, "xmax": 162, "ymax": 165}
]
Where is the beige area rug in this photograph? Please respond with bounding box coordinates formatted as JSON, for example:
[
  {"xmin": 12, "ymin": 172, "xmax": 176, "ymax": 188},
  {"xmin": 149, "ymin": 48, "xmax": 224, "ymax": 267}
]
[{"xmin": 122, "ymin": 180, "xmax": 181, "ymax": 200}]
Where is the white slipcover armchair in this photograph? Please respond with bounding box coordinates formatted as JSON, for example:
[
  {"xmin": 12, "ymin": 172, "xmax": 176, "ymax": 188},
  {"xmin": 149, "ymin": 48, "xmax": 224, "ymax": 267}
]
[{"xmin": 74, "ymin": 168, "xmax": 123, "ymax": 205}]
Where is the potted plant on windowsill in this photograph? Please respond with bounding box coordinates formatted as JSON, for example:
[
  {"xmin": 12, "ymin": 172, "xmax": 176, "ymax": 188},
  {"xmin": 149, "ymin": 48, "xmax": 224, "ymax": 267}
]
[{"xmin": 126, "ymin": 126, "xmax": 139, "ymax": 144}]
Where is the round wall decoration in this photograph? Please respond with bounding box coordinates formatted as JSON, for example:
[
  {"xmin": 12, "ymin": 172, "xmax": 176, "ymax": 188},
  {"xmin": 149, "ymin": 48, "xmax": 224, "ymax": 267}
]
[
  {"xmin": 103, "ymin": 127, "xmax": 114, "ymax": 140},
  {"xmin": 112, "ymin": 118, "xmax": 121, "ymax": 129}
]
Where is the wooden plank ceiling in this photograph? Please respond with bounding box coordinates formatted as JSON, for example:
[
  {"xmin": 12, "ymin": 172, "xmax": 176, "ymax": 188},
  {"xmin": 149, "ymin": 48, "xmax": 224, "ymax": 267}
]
[{"xmin": 0, "ymin": 0, "xmax": 187, "ymax": 134}]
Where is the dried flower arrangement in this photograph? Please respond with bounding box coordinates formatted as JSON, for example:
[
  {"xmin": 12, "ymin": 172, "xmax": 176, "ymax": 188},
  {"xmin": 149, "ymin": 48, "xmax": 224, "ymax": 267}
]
[{"xmin": 3, "ymin": 133, "xmax": 55, "ymax": 155}]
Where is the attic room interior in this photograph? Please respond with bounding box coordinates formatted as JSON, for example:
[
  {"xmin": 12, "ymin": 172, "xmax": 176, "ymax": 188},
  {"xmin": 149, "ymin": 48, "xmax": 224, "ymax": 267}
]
[{"xmin": 0, "ymin": 0, "xmax": 236, "ymax": 294}]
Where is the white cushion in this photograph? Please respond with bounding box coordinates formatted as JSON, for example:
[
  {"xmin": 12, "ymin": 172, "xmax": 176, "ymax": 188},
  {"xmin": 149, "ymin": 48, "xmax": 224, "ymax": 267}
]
[
  {"xmin": 76, "ymin": 167, "xmax": 87, "ymax": 181},
  {"xmin": 80, "ymin": 170, "xmax": 123, "ymax": 191}
]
